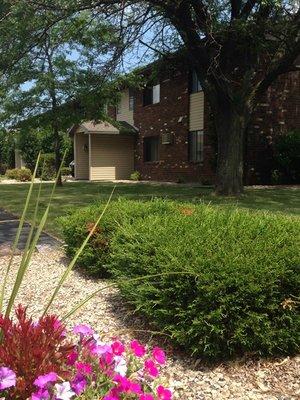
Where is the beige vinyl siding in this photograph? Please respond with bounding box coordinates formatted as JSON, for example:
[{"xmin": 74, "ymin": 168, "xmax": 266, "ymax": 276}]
[
  {"xmin": 189, "ymin": 92, "xmax": 204, "ymax": 131},
  {"xmin": 116, "ymin": 89, "xmax": 134, "ymax": 125},
  {"xmin": 90, "ymin": 135, "xmax": 134, "ymax": 180},
  {"xmin": 75, "ymin": 131, "xmax": 89, "ymax": 179}
]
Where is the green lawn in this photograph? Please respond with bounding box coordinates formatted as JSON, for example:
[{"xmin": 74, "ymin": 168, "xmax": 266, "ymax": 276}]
[{"xmin": 0, "ymin": 182, "xmax": 299, "ymax": 237}]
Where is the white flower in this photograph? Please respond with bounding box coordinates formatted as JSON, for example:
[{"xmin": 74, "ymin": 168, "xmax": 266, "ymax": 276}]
[
  {"xmin": 114, "ymin": 355, "xmax": 127, "ymax": 376},
  {"xmin": 55, "ymin": 382, "xmax": 76, "ymax": 400}
]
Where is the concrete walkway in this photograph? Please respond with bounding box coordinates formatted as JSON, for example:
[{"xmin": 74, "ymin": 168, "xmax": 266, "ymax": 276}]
[{"xmin": 0, "ymin": 209, "xmax": 60, "ymax": 255}]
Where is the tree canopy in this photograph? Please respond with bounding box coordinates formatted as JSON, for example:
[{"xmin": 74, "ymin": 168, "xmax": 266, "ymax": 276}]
[{"xmin": 0, "ymin": 1, "xmax": 299, "ymax": 194}]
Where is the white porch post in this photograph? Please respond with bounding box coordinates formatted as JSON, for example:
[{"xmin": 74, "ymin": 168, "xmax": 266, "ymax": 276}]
[
  {"xmin": 74, "ymin": 132, "xmax": 77, "ymax": 179},
  {"xmin": 88, "ymin": 133, "xmax": 92, "ymax": 181}
]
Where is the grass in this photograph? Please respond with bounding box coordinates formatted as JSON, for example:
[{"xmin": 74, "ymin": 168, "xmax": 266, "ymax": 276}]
[{"xmin": 0, "ymin": 181, "xmax": 299, "ymax": 237}]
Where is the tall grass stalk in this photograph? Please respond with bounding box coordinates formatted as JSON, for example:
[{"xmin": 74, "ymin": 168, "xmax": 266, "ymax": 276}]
[
  {"xmin": 4, "ymin": 153, "xmax": 66, "ymax": 318},
  {"xmin": 0, "ymin": 152, "xmax": 41, "ymax": 313},
  {"xmin": 42, "ymin": 186, "xmax": 116, "ymax": 317}
]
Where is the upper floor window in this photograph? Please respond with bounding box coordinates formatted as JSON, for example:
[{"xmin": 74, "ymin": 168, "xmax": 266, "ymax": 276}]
[
  {"xmin": 143, "ymin": 84, "xmax": 160, "ymax": 106},
  {"xmin": 144, "ymin": 136, "xmax": 159, "ymax": 162},
  {"xmin": 189, "ymin": 70, "xmax": 202, "ymax": 93},
  {"xmin": 188, "ymin": 130, "xmax": 203, "ymax": 162},
  {"xmin": 129, "ymin": 88, "xmax": 135, "ymax": 111}
]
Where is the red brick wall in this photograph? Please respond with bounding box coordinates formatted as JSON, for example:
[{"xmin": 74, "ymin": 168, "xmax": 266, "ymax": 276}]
[
  {"xmin": 133, "ymin": 70, "xmax": 215, "ymax": 183},
  {"xmin": 245, "ymin": 71, "xmax": 300, "ymax": 184}
]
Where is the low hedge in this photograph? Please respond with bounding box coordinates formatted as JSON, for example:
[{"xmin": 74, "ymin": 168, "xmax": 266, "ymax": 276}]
[
  {"xmin": 109, "ymin": 204, "xmax": 300, "ymax": 359},
  {"xmin": 5, "ymin": 168, "xmax": 32, "ymax": 181},
  {"xmin": 59, "ymin": 199, "xmax": 177, "ymax": 276}
]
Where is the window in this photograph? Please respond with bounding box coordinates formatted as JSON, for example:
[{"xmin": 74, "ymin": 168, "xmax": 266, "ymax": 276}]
[
  {"xmin": 189, "ymin": 130, "xmax": 203, "ymax": 162},
  {"xmin": 153, "ymin": 84, "xmax": 160, "ymax": 104},
  {"xmin": 129, "ymin": 88, "xmax": 135, "ymax": 111},
  {"xmin": 189, "ymin": 70, "xmax": 202, "ymax": 93},
  {"xmin": 144, "ymin": 136, "xmax": 159, "ymax": 162},
  {"xmin": 143, "ymin": 84, "xmax": 160, "ymax": 106}
]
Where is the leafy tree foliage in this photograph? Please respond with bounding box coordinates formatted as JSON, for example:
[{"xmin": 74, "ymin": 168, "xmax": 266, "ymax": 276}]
[{"xmin": 1, "ymin": 1, "xmax": 299, "ymax": 193}]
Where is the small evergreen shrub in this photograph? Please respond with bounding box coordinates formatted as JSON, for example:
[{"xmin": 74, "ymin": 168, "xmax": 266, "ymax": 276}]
[
  {"xmin": 61, "ymin": 166, "xmax": 71, "ymax": 176},
  {"xmin": 5, "ymin": 168, "xmax": 32, "ymax": 181},
  {"xmin": 59, "ymin": 199, "xmax": 176, "ymax": 277},
  {"xmin": 130, "ymin": 171, "xmax": 141, "ymax": 181},
  {"xmin": 109, "ymin": 204, "xmax": 300, "ymax": 359}
]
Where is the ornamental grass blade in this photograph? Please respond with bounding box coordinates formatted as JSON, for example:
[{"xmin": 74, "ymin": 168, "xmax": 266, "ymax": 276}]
[
  {"xmin": 61, "ymin": 271, "xmax": 197, "ymax": 321},
  {"xmin": 4, "ymin": 153, "xmax": 66, "ymax": 318},
  {"xmin": 0, "ymin": 152, "xmax": 41, "ymax": 313},
  {"xmin": 42, "ymin": 186, "xmax": 116, "ymax": 317}
]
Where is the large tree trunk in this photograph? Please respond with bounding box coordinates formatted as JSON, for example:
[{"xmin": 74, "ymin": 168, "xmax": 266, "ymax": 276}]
[{"xmin": 213, "ymin": 100, "xmax": 247, "ymax": 196}]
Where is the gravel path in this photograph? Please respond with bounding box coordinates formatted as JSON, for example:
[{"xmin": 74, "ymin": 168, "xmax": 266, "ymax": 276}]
[{"xmin": 0, "ymin": 248, "xmax": 299, "ymax": 400}]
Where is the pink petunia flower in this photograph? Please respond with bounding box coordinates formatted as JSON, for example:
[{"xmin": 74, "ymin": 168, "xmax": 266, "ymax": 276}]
[
  {"xmin": 144, "ymin": 359, "xmax": 159, "ymax": 378},
  {"xmin": 73, "ymin": 324, "xmax": 94, "ymax": 336},
  {"xmin": 111, "ymin": 340, "xmax": 125, "ymax": 356},
  {"xmin": 66, "ymin": 351, "xmax": 78, "ymax": 366},
  {"xmin": 103, "ymin": 395, "xmax": 119, "ymax": 400},
  {"xmin": 54, "ymin": 381, "xmax": 75, "ymax": 400},
  {"xmin": 34, "ymin": 372, "xmax": 58, "ymax": 388},
  {"xmin": 75, "ymin": 362, "xmax": 92, "ymax": 375},
  {"xmin": 140, "ymin": 394, "xmax": 154, "ymax": 400},
  {"xmin": 152, "ymin": 347, "xmax": 166, "ymax": 365},
  {"xmin": 71, "ymin": 374, "xmax": 87, "ymax": 395},
  {"xmin": 31, "ymin": 388, "xmax": 50, "ymax": 400},
  {"xmin": 157, "ymin": 385, "xmax": 172, "ymax": 400},
  {"xmin": 130, "ymin": 340, "xmax": 146, "ymax": 357},
  {"xmin": 114, "ymin": 356, "xmax": 127, "ymax": 376},
  {"xmin": 0, "ymin": 367, "xmax": 16, "ymax": 390}
]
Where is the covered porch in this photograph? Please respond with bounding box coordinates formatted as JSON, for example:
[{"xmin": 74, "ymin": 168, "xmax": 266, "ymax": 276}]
[{"xmin": 69, "ymin": 121, "xmax": 136, "ymax": 181}]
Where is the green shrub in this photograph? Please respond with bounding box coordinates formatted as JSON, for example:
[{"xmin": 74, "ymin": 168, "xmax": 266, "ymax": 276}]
[
  {"xmin": 109, "ymin": 204, "xmax": 300, "ymax": 359},
  {"xmin": 59, "ymin": 199, "xmax": 176, "ymax": 277},
  {"xmin": 5, "ymin": 168, "xmax": 32, "ymax": 181},
  {"xmin": 61, "ymin": 166, "xmax": 71, "ymax": 176},
  {"xmin": 274, "ymin": 130, "xmax": 300, "ymax": 183},
  {"xmin": 130, "ymin": 171, "xmax": 141, "ymax": 181},
  {"xmin": 38, "ymin": 153, "xmax": 56, "ymax": 180}
]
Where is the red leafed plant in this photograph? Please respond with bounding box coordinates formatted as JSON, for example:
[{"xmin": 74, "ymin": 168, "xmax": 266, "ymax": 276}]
[{"xmin": 0, "ymin": 305, "xmax": 75, "ymax": 399}]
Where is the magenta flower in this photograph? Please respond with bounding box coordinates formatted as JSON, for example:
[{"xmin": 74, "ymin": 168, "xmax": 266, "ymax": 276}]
[
  {"xmin": 144, "ymin": 359, "xmax": 159, "ymax": 378},
  {"xmin": 152, "ymin": 347, "xmax": 166, "ymax": 365},
  {"xmin": 130, "ymin": 340, "xmax": 146, "ymax": 357},
  {"xmin": 71, "ymin": 374, "xmax": 87, "ymax": 395},
  {"xmin": 31, "ymin": 388, "xmax": 50, "ymax": 400},
  {"xmin": 140, "ymin": 394, "xmax": 154, "ymax": 400},
  {"xmin": 73, "ymin": 324, "xmax": 94, "ymax": 336},
  {"xmin": 103, "ymin": 395, "xmax": 119, "ymax": 400},
  {"xmin": 34, "ymin": 372, "xmax": 58, "ymax": 388},
  {"xmin": 91, "ymin": 343, "xmax": 112, "ymax": 356},
  {"xmin": 75, "ymin": 362, "xmax": 92, "ymax": 375},
  {"xmin": 66, "ymin": 351, "xmax": 78, "ymax": 366},
  {"xmin": 0, "ymin": 367, "xmax": 16, "ymax": 390},
  {"xmin": 111, "ymin": 340, "xmax": 125, "ymax": 356},
  {"xmin": 157, "ymin": 385, "xmax": 172, "ymax": 400}
]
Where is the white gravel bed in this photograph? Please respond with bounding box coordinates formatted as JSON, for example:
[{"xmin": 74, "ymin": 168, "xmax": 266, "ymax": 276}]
[{"xmin": 0, "ymin": 248, "xmax": 299, "ymax": 400}]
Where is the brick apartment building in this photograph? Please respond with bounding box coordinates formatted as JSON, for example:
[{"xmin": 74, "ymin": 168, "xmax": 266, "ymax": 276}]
[{"xmin": 70, "ymin": 59, "xmax": 300, "ymax": 184}]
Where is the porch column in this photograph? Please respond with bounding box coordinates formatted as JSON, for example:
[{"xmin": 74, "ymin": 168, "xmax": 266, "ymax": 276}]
[{"xmin": 88, "ymin": 133, "xmax": 92, "ymax": 181}]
